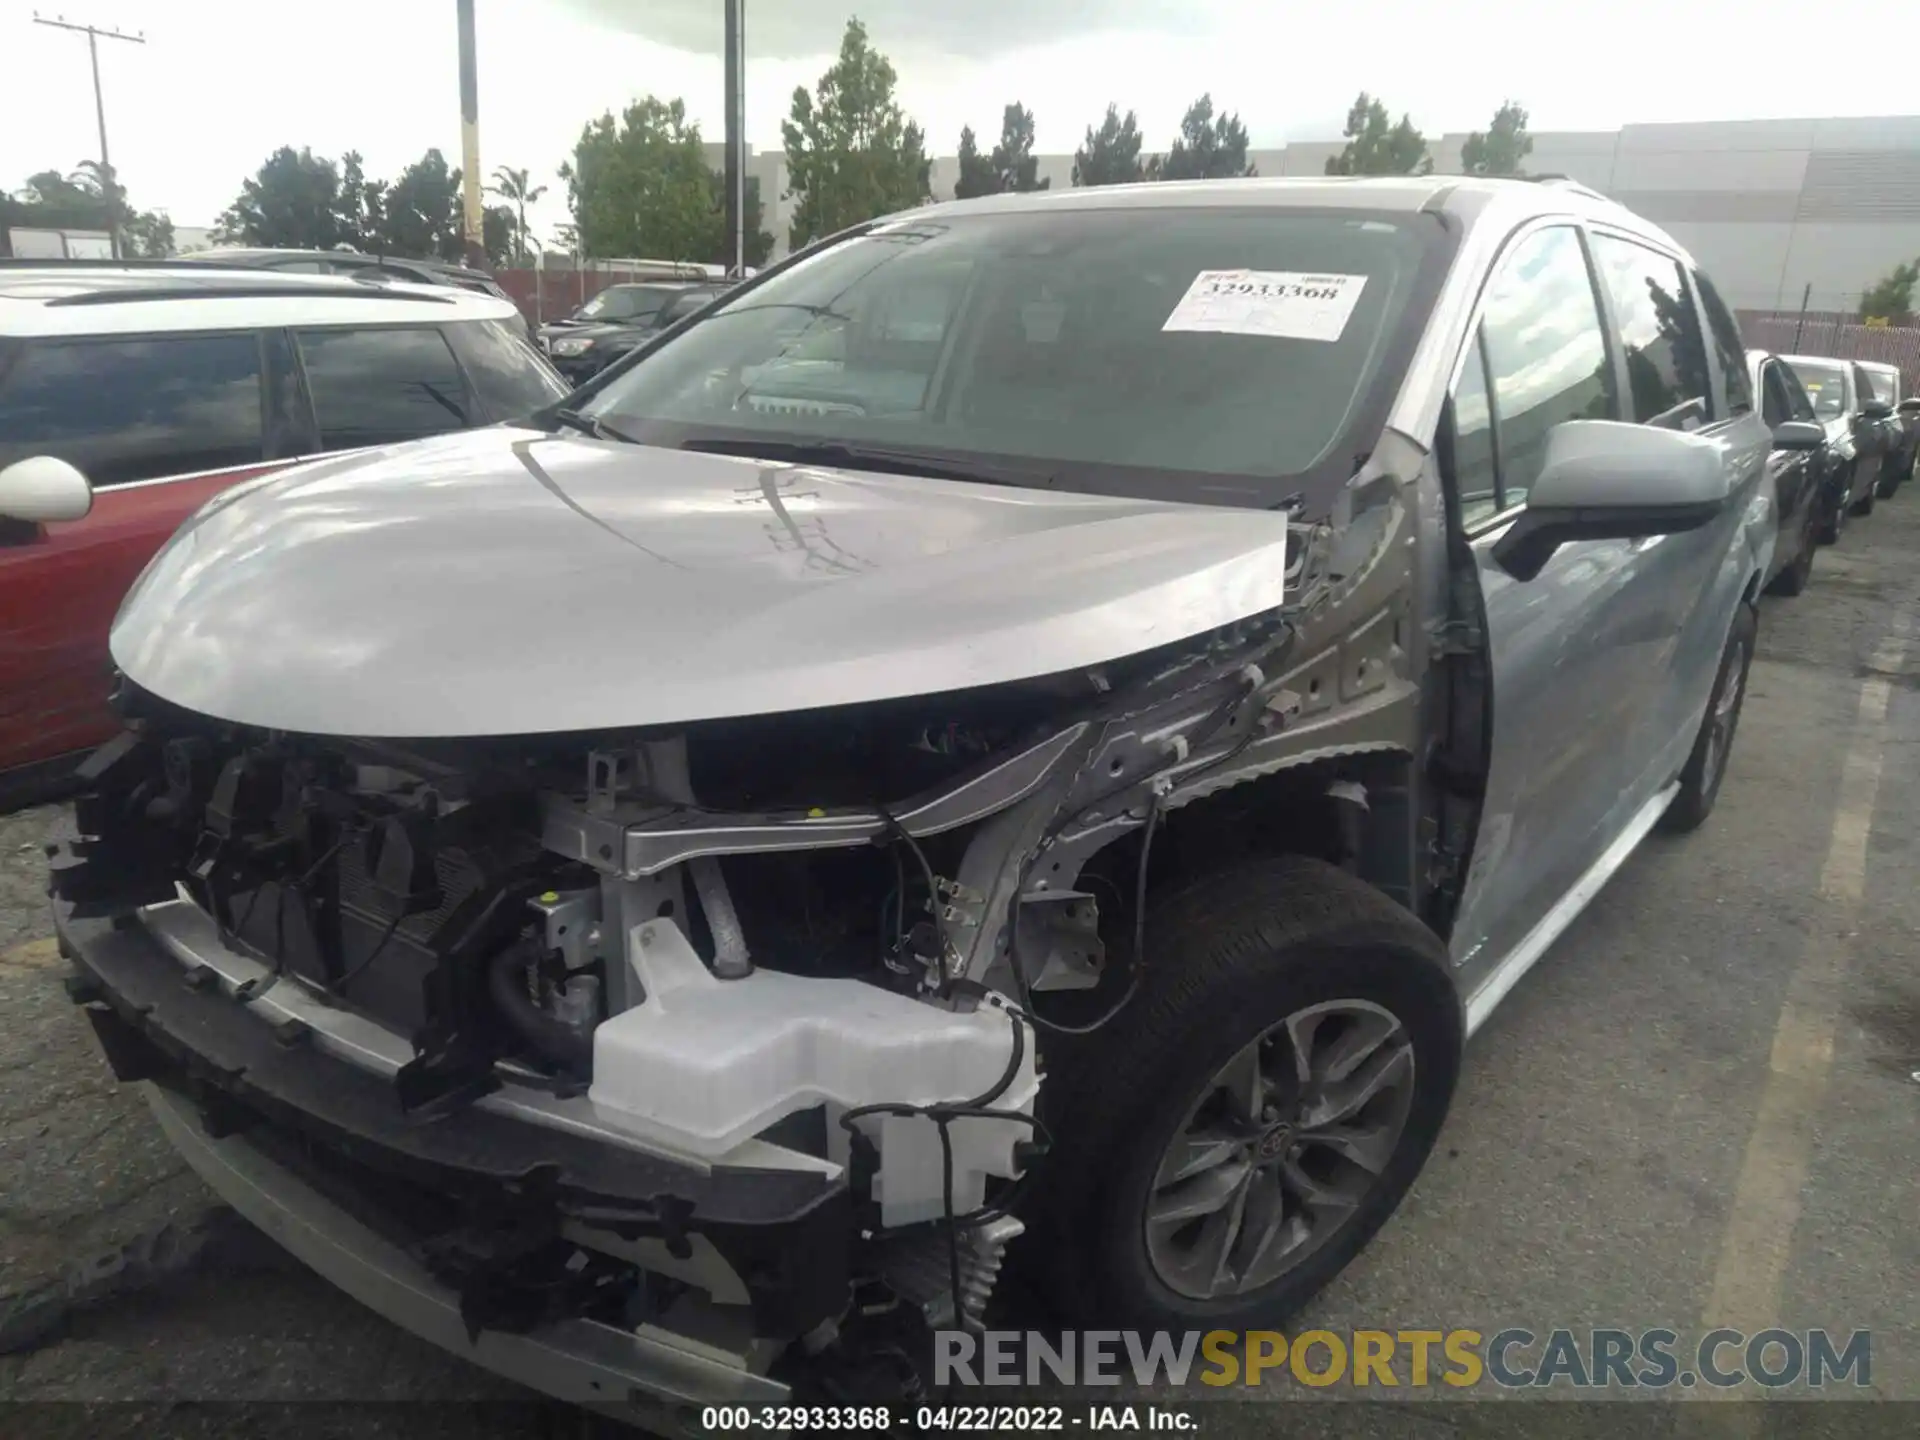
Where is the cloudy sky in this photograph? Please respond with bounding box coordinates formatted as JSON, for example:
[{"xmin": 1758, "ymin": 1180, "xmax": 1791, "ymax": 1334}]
[{"xmin": 1, "ymin": 0, "xmax": 1904, "ymax": 239}]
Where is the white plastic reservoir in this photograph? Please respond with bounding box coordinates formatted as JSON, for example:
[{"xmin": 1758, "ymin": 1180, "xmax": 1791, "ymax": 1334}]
[{"xmin": 589, "ymin": 918, "xmax": 1037, "ymax": 1226}]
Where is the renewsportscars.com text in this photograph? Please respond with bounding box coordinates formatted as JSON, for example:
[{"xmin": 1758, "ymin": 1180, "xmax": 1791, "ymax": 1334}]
[{"xmin": 935, "ymin": 1327, "xmax": 1872, "ymax": 1390}]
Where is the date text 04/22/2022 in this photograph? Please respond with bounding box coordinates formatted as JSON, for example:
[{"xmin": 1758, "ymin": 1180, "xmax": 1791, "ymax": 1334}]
[{"xmin": 698, "ymin": 1405, "xmax": 1196, "ymax": 1432}]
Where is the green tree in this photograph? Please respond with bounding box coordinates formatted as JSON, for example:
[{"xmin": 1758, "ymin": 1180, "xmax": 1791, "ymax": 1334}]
[
  {"xmin": 214, "ymin": 147, "xmax": 345, "ymax": 248},
  {"xmin": 379, "ymin": 148, "xmax": 465, "ymax": 261},
  {"xmin": 561, "ymin": 96, "xmax": 717, "ymax": 260},
  {"xmin": 337, "ymin": 150, "xmax": 386, "ymax": 251},
  {"xmin": 1158, "ymin": 94, "xmax": 1256, "ymax": 180},
  {"xmin": 953, "ymin": 125, "xmax": 996, "ymax": 200},
  {"xmin": 1325, "ymin": 93, "xmax": 1431, "ymax": 176},
  {"xmin": 123, "ymin": 210, "xmax": 176, "ymax": 257},
  {"xmin": 487, "ymin": 165, "xmax": 547, "ymax": 263},
  {"xmin": 17, "ymin": 169, "xmax": 103, "ymax": 213},
  {"xmin": 781, "ymin": 17, "xmax": 932, "ymax": 248},
  {"xmin": 1859, "ymin": 261, "xmax": 1920, "ymax": 324},
  {"xmin": 704, "ymin": 172, "xmax": 775, "ymax": 268},
  {"xmin": 1073, "ymin": 103, "xmax": 1150, "ymax": 187},
  {"xmin": 1460, "ymin": 101, "xmax": 1533, "ymax": 177},
  {"xmin": 989, "ymin": 102, "xmax": 1049, "ymax": 192},
  {"xmin": 7, "ymin": 161, "xmax": 169, "ymax": 256},
  {"xmin": 482, "ymin": 204, "xmax": 517, "ymax": 265}
]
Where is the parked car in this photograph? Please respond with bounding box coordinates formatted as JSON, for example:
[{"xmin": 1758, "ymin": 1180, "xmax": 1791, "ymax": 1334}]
[
  {"xmin": 0, "ymin": 263, "xmax": 568, "ymax": 807},
  {"xmin": 52, "ymin": 176, "xmax": 1775, "ymax": 1411},
  {"xmin": 536, "ymin": 281, "xmax": 729, "ymax": 383},
  {"xmin": 1748, "ymin": 350, "xmax": 1836, "ymax": 595},
  {"xmin": 1856, "ymin": 360, "xmax": 1918, "ymax": 498},
  {"xmin": 1782, "ymin": 353, "xmax": 1893, "ymax": 535}
]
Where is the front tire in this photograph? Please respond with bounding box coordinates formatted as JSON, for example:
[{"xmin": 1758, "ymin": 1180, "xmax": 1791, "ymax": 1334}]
[
  {"xmin": 1660, "ymin": 603, "xmax": 1757, "ymax": 834},
  {"xmin": 1028, "ymin": 855, "xmax": 1462, "ymax": 1332}
]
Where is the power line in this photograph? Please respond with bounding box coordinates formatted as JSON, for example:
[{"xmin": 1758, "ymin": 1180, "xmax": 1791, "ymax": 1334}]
[{"xmin": 32, "ymin": 11, "xmax": 147, "ymax": 260}]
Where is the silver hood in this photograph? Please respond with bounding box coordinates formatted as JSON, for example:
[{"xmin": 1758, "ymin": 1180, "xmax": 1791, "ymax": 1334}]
[{"xmin": 110, "ymin": 429, "xmax": 1293, "ymax": 737}]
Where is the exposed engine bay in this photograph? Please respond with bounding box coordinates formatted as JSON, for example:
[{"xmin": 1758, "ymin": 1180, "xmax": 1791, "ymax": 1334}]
[{"xmin": 49, "ymin": 485, "xmax": 1431, "ymax": 1403}]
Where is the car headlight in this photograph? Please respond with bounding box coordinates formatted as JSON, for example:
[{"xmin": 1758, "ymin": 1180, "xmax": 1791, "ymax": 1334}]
[{"xmin": 552, "ymin": 337, "xmax": 594, "ymax": 358}]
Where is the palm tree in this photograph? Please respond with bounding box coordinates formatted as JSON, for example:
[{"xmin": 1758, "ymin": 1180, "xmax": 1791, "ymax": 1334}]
[
  {"xmin": 68, "ymin": 159, "xmax": 129, "ymax": 257},
  {"xmin": 487, "ymin": 165, "xmax": 546, "ymax": 264}
]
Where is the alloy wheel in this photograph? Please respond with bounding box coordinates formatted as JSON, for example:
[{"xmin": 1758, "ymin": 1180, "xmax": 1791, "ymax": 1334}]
[
  {"xmin": 1700, "ymin": 635, "xmax": 1748, "ymax": 798},
  {"xmin": 1143, "ymin": 999, "xmax": 1417, "ymax": 1300}
]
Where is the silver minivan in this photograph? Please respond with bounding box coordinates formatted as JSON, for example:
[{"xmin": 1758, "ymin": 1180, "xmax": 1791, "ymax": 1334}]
[{"xmin": 51, "ymin": 175, "xmax": 1799, "ymax": 1410}]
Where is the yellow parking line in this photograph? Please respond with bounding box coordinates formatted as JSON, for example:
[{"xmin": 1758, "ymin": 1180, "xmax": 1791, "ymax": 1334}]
[
  {"xmin": 0, "ymin": 936, "xmax": 62, "ymax": 970},
  {"xmin": 1698, "ymin": 614, "xmax": 1910, "ymax": 1395}
]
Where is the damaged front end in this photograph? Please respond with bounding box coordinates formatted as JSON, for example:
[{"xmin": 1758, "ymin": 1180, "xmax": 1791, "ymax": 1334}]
[{"xmin": 50, "ymin": 561, "xmax": 1397, "ymax": 1411}]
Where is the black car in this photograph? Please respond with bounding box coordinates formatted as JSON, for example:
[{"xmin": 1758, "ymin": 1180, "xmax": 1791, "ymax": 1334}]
[
  {"xmin": 537, "ymin": 282, "xmax": 728, "ymax": 383},
  {"xmin": 1857, "ymin": 361, "xmax": 1919, "ymax": 499},
  {"xmin": 1748, "ymin": 349, "xmax": 1836, "ymax": 596},
  {"xmin": 1783, "ymin": 353, "xmax": 1894, "ymax": 538}
]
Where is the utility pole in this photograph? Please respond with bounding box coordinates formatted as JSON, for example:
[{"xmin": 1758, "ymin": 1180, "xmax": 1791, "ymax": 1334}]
[
  {"xmin": 723, "ymin": 0, "xmax": 747, "ymax": 276},
  {"xmin": 455, "ymin": 0, "xmax": 486, "ymax": 270},
  {"xmin": 33, "ymin": 12, "xmax": 146, "ymax": 260}
]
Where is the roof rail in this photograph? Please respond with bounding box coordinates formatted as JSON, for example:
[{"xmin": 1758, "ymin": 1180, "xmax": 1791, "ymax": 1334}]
[
  {"xmin": 0, "ymin": 257, "xmax": 246, "ymax": 270},
  {"xmin": 1524, "ymin": 173, "xmax": 1610, "ymax": 202},
  {"xmin": 43, "ymin": 283, "xmax": 456, "ymax": 308}
]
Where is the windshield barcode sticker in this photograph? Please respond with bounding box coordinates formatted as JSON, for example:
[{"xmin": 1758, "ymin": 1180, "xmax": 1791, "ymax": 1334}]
[{"xmin": 1162, "ymin": 269, "xmax": 1368, "ymax": 342}]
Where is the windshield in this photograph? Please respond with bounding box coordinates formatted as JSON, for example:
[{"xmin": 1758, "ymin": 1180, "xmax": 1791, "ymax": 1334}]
[
  {"xmin": 577, "ymin": 207, "xmax": 1444, "ymax": 506},
  {"xmin": 1786, "ymin": 360, "xmax": 1850, "ymax": 420},
  {"xmin": 575, "ymin": 286, "xmax": 673, "ymax": 322}
]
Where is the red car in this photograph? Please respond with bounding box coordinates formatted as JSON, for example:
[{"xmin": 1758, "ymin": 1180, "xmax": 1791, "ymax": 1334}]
[{"xmin": 0, "ymin": 262, "xmax": 568, "ymax": 808}]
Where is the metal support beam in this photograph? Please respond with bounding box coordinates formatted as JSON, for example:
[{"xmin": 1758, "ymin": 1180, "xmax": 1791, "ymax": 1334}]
[
  {"xmin": 32, "ymin": 12, "xmax": 146, "ymax": 261},
  {"xmin": 723, "ymin": 0, "xmax": 747, "ymax": 276},
  {"xmin": 456, "ymin": 0, "xmax": 485, "ymax": 270}
]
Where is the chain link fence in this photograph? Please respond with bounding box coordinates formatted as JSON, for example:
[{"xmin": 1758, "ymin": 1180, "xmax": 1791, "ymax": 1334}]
[{"xmin": 1737, "ymin": 300, "xmax": 1920, "ymax": 395}]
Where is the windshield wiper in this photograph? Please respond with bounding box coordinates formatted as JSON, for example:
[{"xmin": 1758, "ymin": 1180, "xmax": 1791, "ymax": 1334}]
[
  {"xmin": 677, "ymin": 436, "xmax": 1053, "ymax": 489},
  {"xmin": 542, "ymin": 407, "xmax": 639, "ymax": 444}
]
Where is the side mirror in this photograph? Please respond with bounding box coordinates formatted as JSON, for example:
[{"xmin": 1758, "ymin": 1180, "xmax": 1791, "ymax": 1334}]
[
  {"xmin": 1898, "ymin": 398, "xmax": 1920, "ymax": 415},
  {"xmin": 1492, "ymin": 420, "xmax": 1729, "ymax": 582},
  {"xmin": 1770, "ymin": 420, "xmax": 1826, "ymax": 452},
  {"xmin": 1861, "ymin": 399, "xmax": 1893, "ymax": 420},
  {"xmin": 0, "ymin": 456, "xmax": 93, "ymax": 524}
]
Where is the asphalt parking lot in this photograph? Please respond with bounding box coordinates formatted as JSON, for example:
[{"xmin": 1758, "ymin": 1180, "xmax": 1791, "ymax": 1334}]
[{"xmin": 1, "ymin": 496, "xmax": 1917, "ymax": 1431}]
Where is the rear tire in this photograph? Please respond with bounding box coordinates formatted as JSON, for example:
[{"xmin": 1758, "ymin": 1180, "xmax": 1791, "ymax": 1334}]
[
  {"xmin": 1027, "ymin": 855, "xmax": 1462, "ymax": 1332},
  {"xmin": 1660, "ymin": 603, "xmax": 1757, "ymax": 834}
]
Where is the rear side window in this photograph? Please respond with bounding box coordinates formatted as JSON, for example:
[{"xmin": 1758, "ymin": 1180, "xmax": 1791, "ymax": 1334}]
[
  {"xmin": 1759, "ymin": 361, "xmax": 1796, "ymax": 428},
  {"xmin": 448, "ymin": 318, "xmax": 568, "ymax": 419},
  {"xmin": 661, "ymin": 290, "xmax": 717, "ymax": 326},
  {"xmin": 1588, "ymin": 233, "xmax": 1710, "ymax": 430},
  {"xmin": 1477, "ymin": 224, "xmax": 1617, "ymax": 509},
  {"xmin": 0, "ymin": 333, "xmax": 264, "ymax": 486},
  {"xmin": 1692, "ymin": 271, "xmax": 1753, "ymax": 417},
  {"xmin": 295, "ymin": 327, "xmax": 470, "ymax": 447}
]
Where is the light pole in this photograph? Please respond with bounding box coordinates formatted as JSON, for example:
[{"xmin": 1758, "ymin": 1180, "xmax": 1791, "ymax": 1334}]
[
  {"xmin": 32, "ymin": 11, "xmax": 146, "ymax": 260},
  {"xmin": 724, "ymin": 0, "xmax": 746, "ymax": 275},
  {"xmin": 456, "ymin": 0, "xmax": 486, "ymax": 269}
]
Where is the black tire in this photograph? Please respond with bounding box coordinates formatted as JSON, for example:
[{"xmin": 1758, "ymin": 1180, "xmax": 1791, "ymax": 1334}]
[
  {"xmin": 1025, "ymin": 854, "xmax": 1462, "ymax": 1332},
  {"xmin": 1819, "ymin": 478, "xmax": 1850, "ymax": 544},
  {"xmin": 1660, "ymin": 602, "xmax": 1757, "ymax": 834}
]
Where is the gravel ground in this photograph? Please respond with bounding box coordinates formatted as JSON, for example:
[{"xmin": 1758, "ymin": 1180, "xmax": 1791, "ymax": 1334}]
[{"xmin": 2, "ymin": 497, "xmax": 1918, "ymax": 1434}]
